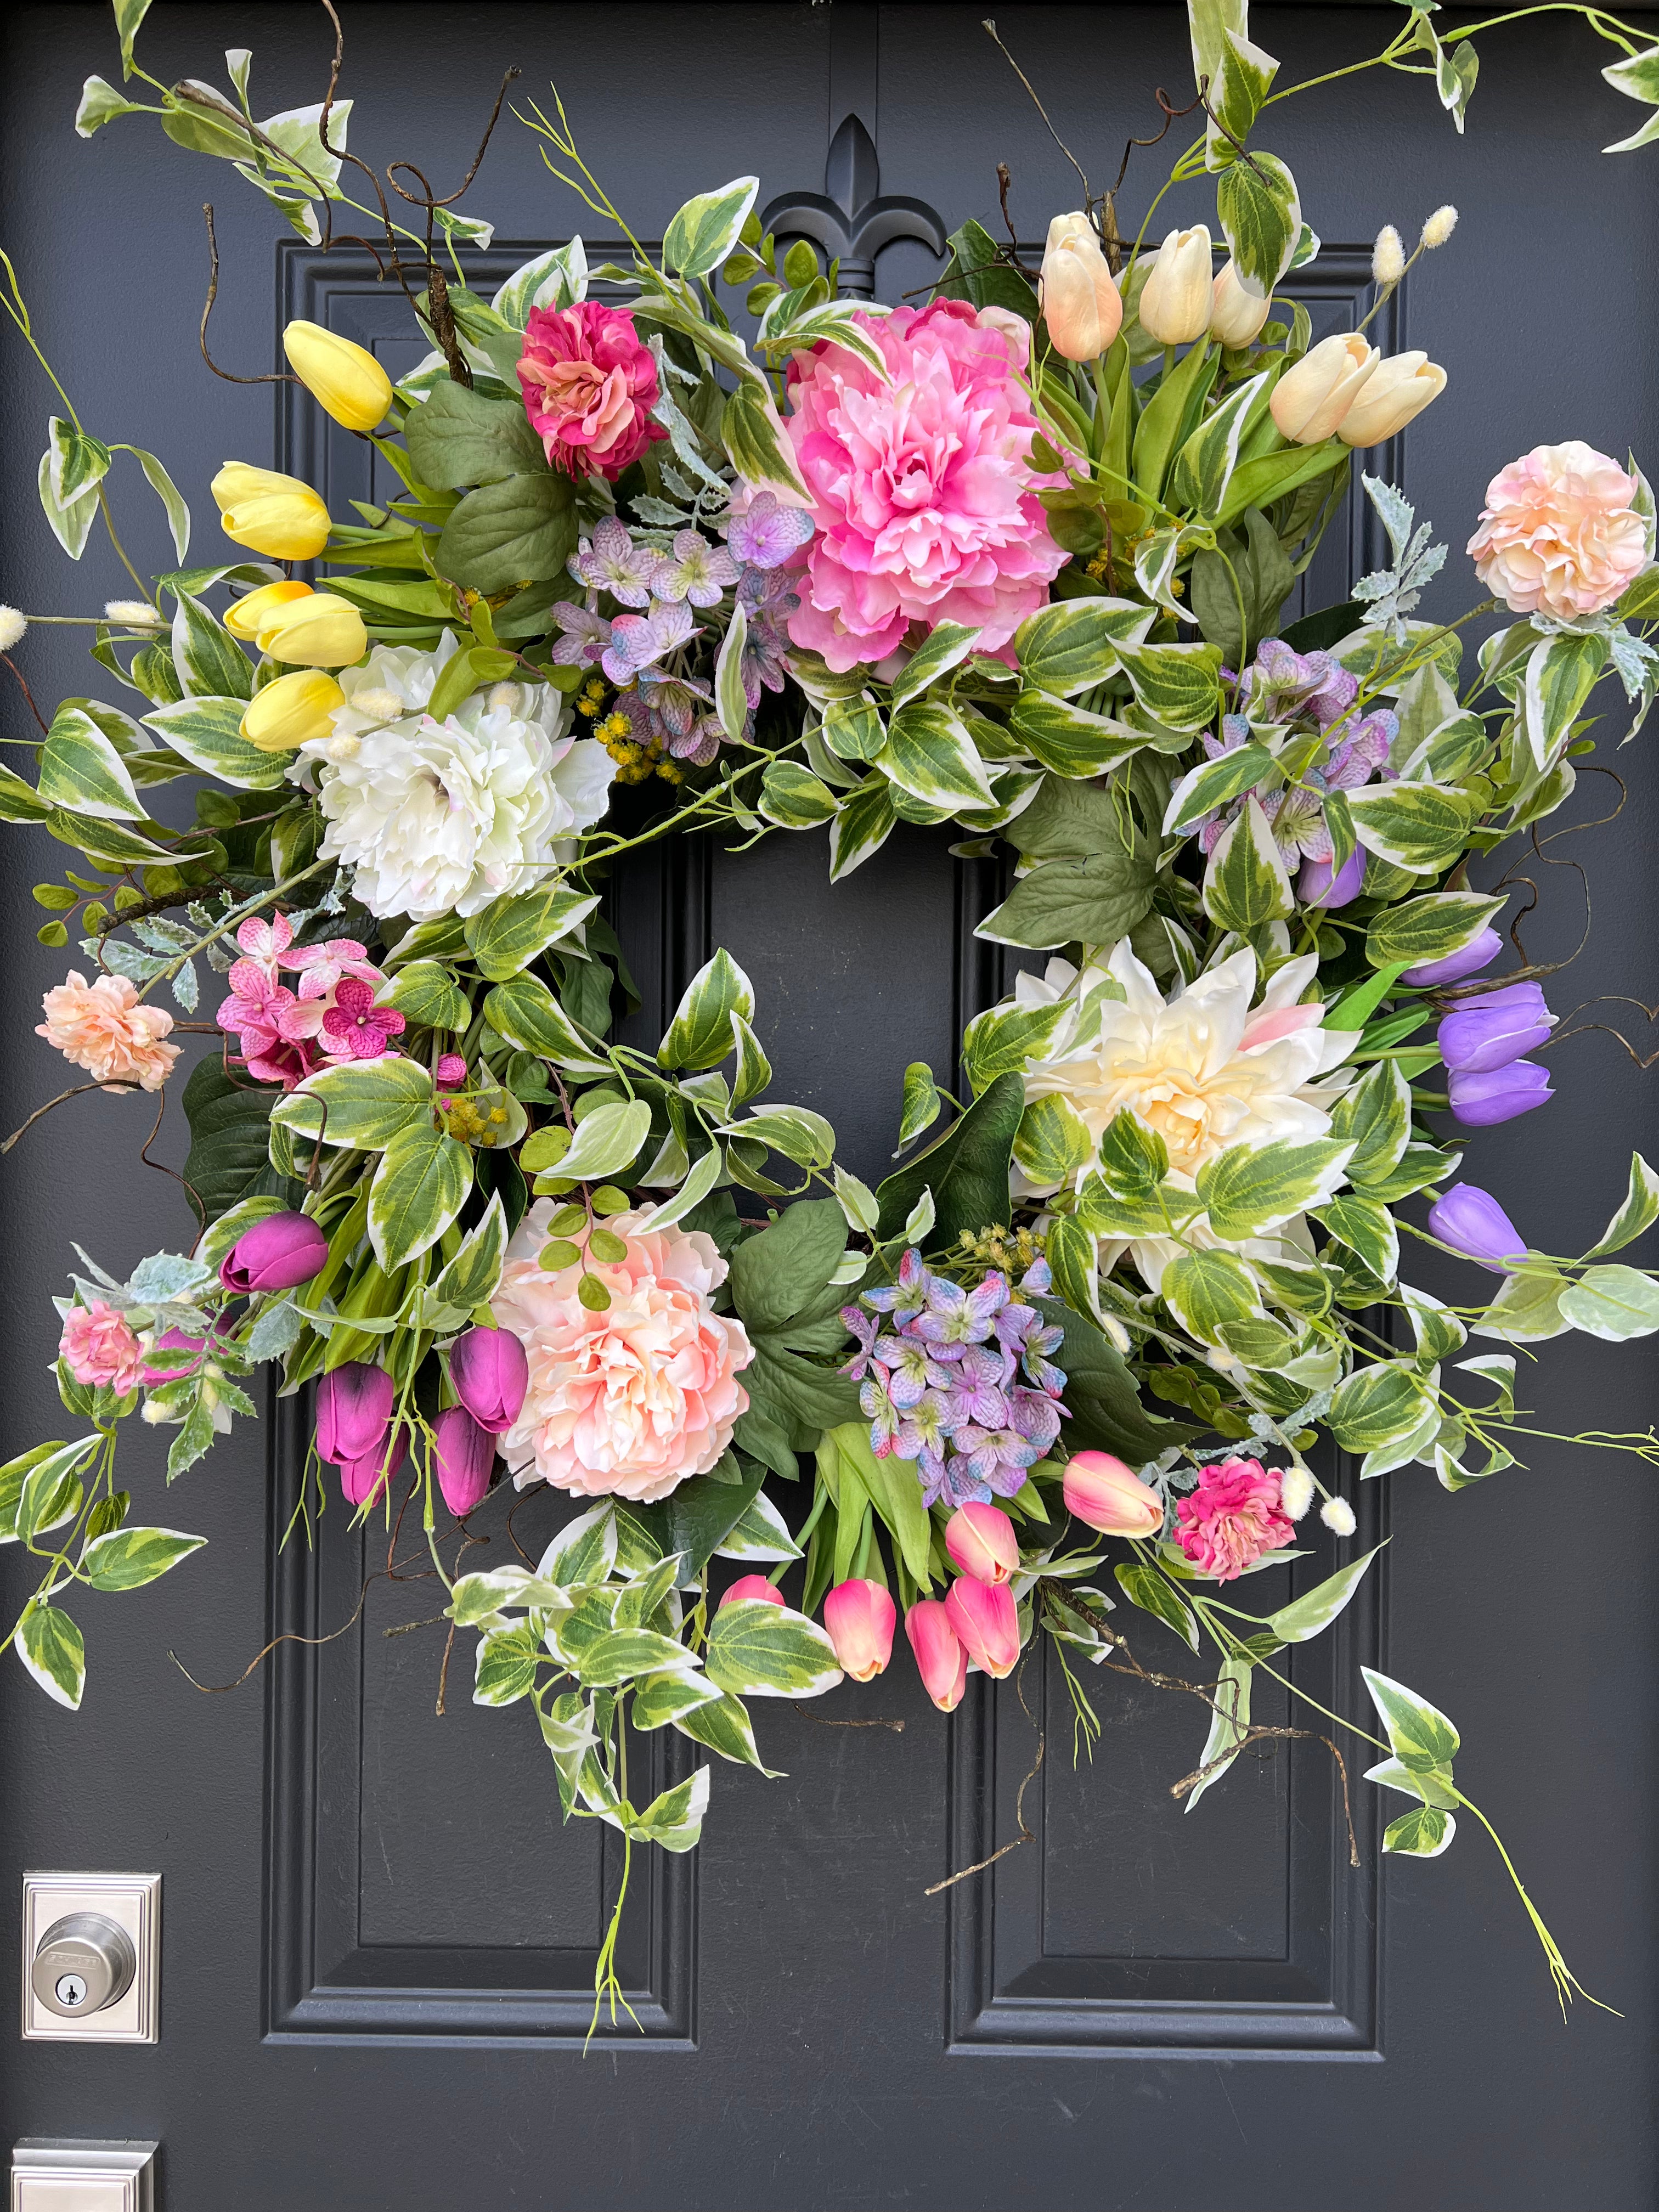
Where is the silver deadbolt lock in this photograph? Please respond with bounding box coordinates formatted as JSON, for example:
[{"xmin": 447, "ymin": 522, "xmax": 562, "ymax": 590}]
[{"xmin": 30, "ymin": 1912, "xmax": 137, "ymax": 2019}]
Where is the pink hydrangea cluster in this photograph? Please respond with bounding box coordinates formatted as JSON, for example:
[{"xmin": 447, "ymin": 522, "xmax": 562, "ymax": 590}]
[
  {"xmin": 516, "ymin": 301, "xmax": 666, "ymax": 481},
  {"xmin": 1173, "ymin": 1457, "xmax": 1297, "ymax": 1582},
  {"xmin": 781, "ymin": 298, "xmax": 1066, "ymax": 670},
  {"xmin": 58, "ymin": 1299, "xmax": 144, "ymax": 1394},
  {"xmin": 492, "ymin": 1202, "xmax": 754, "ymax": 1504},
  {"xmin": 1466, "ymin": 440, "xmax": 1650, "ymax": 620},
  {"xmin": 215, "ymin": 911, "xmax": 400, "ymax": 1090},
  {"xmin": 37, "ymin": 971, "xmax": 179, "ymax": 1093}
]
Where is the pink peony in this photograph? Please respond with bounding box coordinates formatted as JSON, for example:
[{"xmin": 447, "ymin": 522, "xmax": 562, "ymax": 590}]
[
  {"xmin": 59, "ymin": 1299, "xmax": 144, "ymax": 1393},
  {"xmin": 516, "ymin": 301, "xmax": 666, "ymax": 481},
  {"xmin": 37, "ymin": 971, "xmax": 179, "ymax": 1093},
  {"xmin": 1466, "ymin": 440, "xmax": 1650, "ymax": 620},
  {"xmin": 1173, "ymin": 1457, "xmax": 1296, "ymax": 1582},
  {"xmin": 493, "ymin": 1201, "xmax": 754, "ymax": 1504},
  {"xmin": 780, "ymin": 298, "xmax": 1066, "ymax": 670}
]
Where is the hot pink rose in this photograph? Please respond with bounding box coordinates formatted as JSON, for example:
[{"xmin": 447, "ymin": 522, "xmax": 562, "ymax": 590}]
[
  {"xmin": 780, "ymin": 298, "xmax": 1066, "ymax": 670},
  {"xmin": 1174, "ymin": 1457, "xmax": 1296, "ymax": 1582},
  {"xmin": 516, "ymin": 301, "xmax": 666, "ymax": 481},
  {"xmin": 1466, "ymin": 440, "xmax": 1651, "ymax": 620},
  {"xmin": 492, "ymin": 1203, "xmax": 753, "ymax": 1504},
  {"xmin": 59, "ymin": 1299, "xmax": 144, "ymax": 1394}
]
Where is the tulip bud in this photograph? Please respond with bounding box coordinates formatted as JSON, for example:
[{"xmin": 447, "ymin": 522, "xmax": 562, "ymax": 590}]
[
  {"xmin": 719, "ymin": 1575, "xmax": 785, "ymax": 1609},
  {"xmin": 1269, "ymin": 332, "xmax": 1379, "ymax": 446},
  {"xmin": 1062, "ymin": 1449, "xmax": 1164, "ymax": 1537},
  {"xmin": 1437, "ymin": 981, "xmax": 1555, "ymax": 1075},
  {"xmin": 1447, "ymin": 1058, "xmax": 1554, "ymax": 1126},
  {"xmin": 945, "ymin": 1502, "xmax": 1020, "ymax": 1586},
  {"xmin": 240, "ymin": 669, "xmax": 345, "ymax": 753},
  {"xmin": 219, "ymin": 1209, "xmax": 329, "ymax": 1295},
  {"xmin": 1137, "ymin": 225, "xmax": 1214, "ymax": 346},
  {"xmin": 1209, "ymin": 259, "xmax": 1272, "ymax": 348},
  {"xmin": 432, "ymin": 1405, "xmax": 495, "ymax": 1517},
  {"xmin": 211, "ymin": 461, "xmax": 331, "ymax": 561},
  {"xmin": 906, "ymin": 1599, "xmax": 968, "ymax": 1712},
  {"xmin": 1400, "ymin": 927, "xmax": 1501, "ymax": 989},
  {"xmin": 283, "ymin": 318, "xmax": 395, "ymax": 433},
  {"xmin": 224, "ymin": 579, "xmax": 313, "ymax": 642},
  {"xmin": 1039, "ymin": 212, "xmax": 1124, "ymax": 362},
  {"xmin": 1425, "ymin": 1182, "xmax": 1526, "ymax": 1271},
  {"xmin": 316, "ymin": 1358, "xmax": 394, "ymax": 1467},
  {"xmin": 1337, "ymin": 351, "xmax": 1447, "ymax": 448},
  {"xmin": 944, "ymin": 1577, "xmax": 1021, "ymax": 1680},
  {"xmin": 448, "ymin": 1325, "xmax": 529, "ymax": 1435},
  {"xmin": 1297, "ymin": 848, "xmax": 1365, "ymax": 911},
  {"xmin": 341, "ymin": 1424, "xmax": 408, "ymax": 1508},
  {"xmin": 251, "ymin": 591, "xmax": 369, "ymax": 669},
  {"xmin": 823, "ymin": 1578, "xmax": 896, "ymax": 1681}
]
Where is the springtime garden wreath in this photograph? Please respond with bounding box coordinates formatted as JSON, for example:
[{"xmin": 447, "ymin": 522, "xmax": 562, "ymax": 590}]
[{"xmin": 7, "ymin": 0, "xmax": 1659, "ymax": 2028}]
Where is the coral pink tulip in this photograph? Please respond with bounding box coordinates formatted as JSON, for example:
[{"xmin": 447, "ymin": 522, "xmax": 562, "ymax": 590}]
[
  {"xmin": 1063, "ymin": 1451, "xmax": 1164, "ymax": 1538},
  {"xmin": 906, "ymin": 1600, "xmax": 968, "ymax": 1713},
  {"xmin": 945, "ymin": 1502, "xmax": 1020, "ymax": 1586},
  {"xmin": 719, "ymin": 1575, "xmax": 784, "ymax": 1609},
  {"xmin": 945, "ymin": 1577, "xmax": 1021, "ymax": 1680},
  {"xmin": 823, "ymin": 1579, "xmax": 896, "ymax": 1681}
]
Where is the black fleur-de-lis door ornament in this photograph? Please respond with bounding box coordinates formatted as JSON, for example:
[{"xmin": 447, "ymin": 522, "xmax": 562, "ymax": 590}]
[{"xmin": 761, "ymin": 113, "xmax": 946, "ymax": 301}]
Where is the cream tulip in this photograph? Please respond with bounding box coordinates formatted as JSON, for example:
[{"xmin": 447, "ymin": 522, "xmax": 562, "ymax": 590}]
[
  {"xmin": 252, "ymin": 591, "xmax": 369, "ymax": 668},
  {"xmin": 1039, "ymin": 212, "xmax": 1124, "ymax": 362},
  {"xmin": 1209, "ymin": 260, "xmax": 1272, "ymax": 348},
  {"xmin": 223, "ymin": 579, "xmax": 313, "ymax": 641},
  {"xmin": 1336, "ymin": 351, "xmax": 1447, "ymax": 447},
  {"xmin": 283, "ymin": 319, "xmax": 394, "ymax": 433},
  {"xmin": 240, "ymin": 669, "xmax": 345, "ymax": 752},
  {"xmin": 212, "ymin": 462, "xmax": 331, "ymax": 561},
  {"xmin": 1137, "ymin": 225, "xmax": 1214, "ymax": 346},
  {"xmin": 1268, "ymin": 332, "xmax": 1379, "ymax": 445}
]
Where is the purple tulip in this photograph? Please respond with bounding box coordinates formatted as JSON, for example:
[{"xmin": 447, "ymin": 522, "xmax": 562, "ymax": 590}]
[
  {"xmin": 449, "ymin": 1325, "xmax": 528, "ymax": 1435},
  {"xmin": 1401, "ymin": 928, "xmax": 1502, "ymax": 989},
  {"xmin": 1448, "ymin": 1058, "xmax": 1554, "ymax": 1125},
  {"xmin": 432, "ymin": 1406, "xmax": 496, "ymax": 1516},
  {"xmin": 315, "ymin": 1360, "xmax": 394, "ymax": 1467},
  {"xmin": 340, "ymin": 1424, "xmax": 408, "ymax": 1507},
  {"xmin": 1426, "ymin": 1182, "xmax": 1527, "ymax": 1270},
  {"xmin": 1437, "ymin": 981, "xmax": 1555, "ymax": 1074},
  {"xmin": 1297, "ymin": 848, "xmax": 1365, "ymax": 909},
  {"xmin": 219, "ymin": 1209, "xmax": 329, "ymax": 1295}
]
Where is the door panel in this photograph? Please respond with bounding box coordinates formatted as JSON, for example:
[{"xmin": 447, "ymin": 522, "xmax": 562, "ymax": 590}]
[{"xmin": 2, "ymin": 5, "xmax": 1656, "ymax": 2207}]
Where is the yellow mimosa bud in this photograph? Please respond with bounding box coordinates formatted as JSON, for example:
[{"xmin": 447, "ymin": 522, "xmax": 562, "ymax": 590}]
[
  {"xmin": 223, "ymin": 579, "xmax": 313, "ymax": 641},
  {"xmin": 211, "ymin": 463, "xmax": 331, "ymax": 561},
  {"xmin": 252, "ymin": 591, "xmax": 368, "ymax": 668},
  {"xmin": 239, "ymin": 668, "xmax": 345, "ymax": 752},
  {"xmin": 281, "ymin": 319, "xmax": 394, "ymax": 433}
]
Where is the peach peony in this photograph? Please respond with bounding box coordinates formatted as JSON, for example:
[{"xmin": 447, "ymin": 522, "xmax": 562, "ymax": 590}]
[
  {"xmin": 59, "ymin": 1299, "xmax": 144, "ymax": 1394},
  {"xmin": 493, "ymin": 1203, "xmax": 753, "ymax": 1504},
  {"xmin": 1466, "ymin": 440, "xmax": 1650, "ymax": 620},
  {"xmin": 37, "ymin": 970, "xmax": 180, "ymax": 1092}
]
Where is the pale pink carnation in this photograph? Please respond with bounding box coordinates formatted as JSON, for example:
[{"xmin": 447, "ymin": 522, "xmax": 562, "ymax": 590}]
[
  {"xmin": 59, "ymin": 1299, "xmax": 144, "ymax": 1394},
  {"xmin": 1174, "ymin": 1457, "xmax": 1296, "ymax": 1582},
  {"xmin": 37, "ymin": 970, "xmax": 179, "ymax": 1093},
  {"xmin": 781, "ymin": 298, "xmax": 1066, "ymax": 670},
  {"xmin": 493, "ymin": 1202, "xmax": 754, "ymax": 1504},
  {"xmin": 1466, "ymin": 440, "xmax": 1650, "ymax": 620}
]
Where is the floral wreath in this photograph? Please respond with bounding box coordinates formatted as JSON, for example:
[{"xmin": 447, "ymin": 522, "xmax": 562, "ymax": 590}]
[{"xmin": 7, "ymin": 0, "xmax": 1659, "ymax": 2030}]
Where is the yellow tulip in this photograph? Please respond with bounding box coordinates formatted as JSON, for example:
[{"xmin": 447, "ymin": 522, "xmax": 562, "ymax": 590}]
[
  {"xmin": 211, "ymin": 462, "xmax": 331, "ymax": 562},
  {"xmin": 223, "ymin": 579, "xmax": 313, "ymax": 641},
  {"xmin": 282, "ymin": 320, "xmax": 394, "ymax": 433},
  {"xmin": 1209, "ymin": 260, "xmax": 1272, "ymax": 348},
  {"xmin": 1137, "ymin": 225, "xmax": 1214, "ymax": 346},
  {"xmin": 240, "ymin": 669, "xmax": 345, "ymax": 752},
  {"xmin": 252, "ymin": 591, "xmax": 368, "ymax": 668},
  {"xmin": 1269, "ymin": 333, "xmax": 1379, "ymax": 446},
  {"xmin": 1337, "ymin": 352, "xmax": 1448, "ymax": 448},
  {"xmin": 1039, "ymin": 213, "xmax": 1123, "ymax": 363}
]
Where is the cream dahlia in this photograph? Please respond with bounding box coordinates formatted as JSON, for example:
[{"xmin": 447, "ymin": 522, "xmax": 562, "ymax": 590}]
[{"xmin": 493, "ymin": 1203, "xmax": 754, "ymax": 1505}]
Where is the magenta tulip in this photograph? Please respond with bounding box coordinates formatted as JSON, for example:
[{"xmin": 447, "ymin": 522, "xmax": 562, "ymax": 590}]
[
  {"xmin": 340, "ymin": 1424, "xmax": 408, "ymax": 1506},
  {"xmin": 315, "ymin": 1359, "xmax": 394, "ymax": 1467},
  {"xmin": 432, "ymin": 1405, "xmax": 496, "ymax": 1517},
  {"xmin": 945, "ymin": 1502, "xmax": 1020, "ymax": 1586},
  {"xmin": 906, "ymin": 1600, "xmax": 968, "ymax": 1712},
  {"xmin": 219, "ymin": 1209, "xmax": 329, "ymax": 1294},
  {"xmin": 823, "ymin": 1579, "xmax": 896, "ymax": 1681},
  {"xmin": 448, "ymin": 1324, "xmax": 528, "ymax": 1435},
  {"xmin": 945, "ymin": 1577, "xmax": 1021, "ymax": 1679},
  {"xmin": 719, "ymin": 1575, "xmax": 785, "ymax": 1609},
  {"xmin": 1062, "ymin": 1450, "xmax": 1164, "ymax": 1537}
]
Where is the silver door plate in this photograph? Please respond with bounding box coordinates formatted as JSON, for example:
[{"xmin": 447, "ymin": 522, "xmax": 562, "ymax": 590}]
[
  {"xmin": 20, "ymin": 1876, "xmax": 160, "ymax": 2045},
  {"xmin": 10, "ymin": 2140, "xmax": 157, "ymax": 2212}
]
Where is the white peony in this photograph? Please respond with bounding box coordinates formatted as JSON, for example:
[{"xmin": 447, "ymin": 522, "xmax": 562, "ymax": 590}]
[{"xmin": 290, "ymin": 631, "xmax": 613, "ymax": 921}]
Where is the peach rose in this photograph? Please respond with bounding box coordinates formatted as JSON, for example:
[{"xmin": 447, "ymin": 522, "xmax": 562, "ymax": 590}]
[
  {"xmin": 493, "ymin": 1203, "xmax": 753, "ymax": 1504},
  {"xmin": 1466, "ymin": 440, "xmax": 1650, "ymax": 620},
  {"xmin": 36, "ymin": 970, "xmax": 180, "ymax": 1092}
]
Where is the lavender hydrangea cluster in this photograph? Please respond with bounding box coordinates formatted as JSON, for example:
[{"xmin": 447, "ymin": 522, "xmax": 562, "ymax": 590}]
[
  {"xmin": 841, "ymin": 1249, "xmax": 1068, "ymax": 1510},
  {"xmin": 550, "ymin": 494, "xmax": 813, "ymax": 764}
]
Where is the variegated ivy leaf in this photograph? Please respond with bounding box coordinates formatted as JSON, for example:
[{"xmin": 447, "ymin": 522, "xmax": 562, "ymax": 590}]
[
  {"xmin": 712, "ymin": 1489, "xmax": 801, "ymax": 1564},
  {"xmin": 1159, "ymin": 1247, "xmax": 1266, "ymax": 1350},
  {"xmin": 1584, "ymin": 1152, "xmax": 1659, "ymax": 1259},
  {"xmin": 833, "ymin": 1163, "xmax": 881, "ymax": 1235},
  {"xmin": 1328, "ymin": 1361, "xmax": 1437, "ymax": 1454},
  {"xmin": 1202, "ymin": 794, "xmax": 1292, "ymax": 929},
  {"xmin": 37, "ymin": 704, "xmax": 145, "ymax": 821},
  {"xmin": 659, "ymin": 947, "xmax": 754, "ymax": 1073},
  {"xmin": 1014, "ymin": 595, "xmax": 1155, "ymax": 699},
  {"xmin": 1603, "ymin": 45, "xmax": 1659, "ymax": 153},
  {"xmin": 1346, "ymin": 778, "xmax": 1473, "ymax": 874},
  {"xmin": 1471, "ymin": 1266, "xmax": 1571, "ymax": 1345},
  {"xmin": 879, "ymin": 701, "xmax": 996, "ymax": 812},
  {"xmin": 1215, "ymin": 149, "xmax": 1301, "ymax": 298},
  {"xmin": 1165, "ymin": 372, "xmax": 1269, "ymax": 520},
  {"xmin": 1521, "ymin": 630, "xmax": 1610, "ymax": 771},
  {"xmin": 961, "ymin": 1000, "xmax": 1069, "ymax": 1094},
  {"xmin": 896, "ymin": 1060, "xmax": 942, "ymax": 1154},
  {"xmin": 1012, "ymin": 1094, "xmax": 1094, "ymax": 1187},
  {"xmin": 1184, "ymin": 1654, "xmax": 1251, "ymax": 1813},
  {"xmin": 663, "ymin": 176, "xmax": 759, "ymax": 279},
  {"xmin": 492, "ymin": 237, "xmax": 586, "ymax": 326},
  {"xmin": 623, "ymin": 1766, "xmax": 711, "ymax": 1853},
  {"xmin": 1362, "ymin": 1664, "xmax": 1460, "ymax": 1773},
  {"xmin": 827, "ymin": 775, "xmax": 896, "ymax": 881},
  {"xmin": 1558, "ymin": 1265, "xmax": 1659, "ymax": 1341},
  {"xmin": 703, "ymin": 1597, "xmax": 843, "ymax": 1699},
  {"xmin": 1163, "ymin": 741, "xmax": 1276, "ymax": 834},
  {"xmin": 17, "ymin": 1605, "xmax": 86, "ymax": 1711}
]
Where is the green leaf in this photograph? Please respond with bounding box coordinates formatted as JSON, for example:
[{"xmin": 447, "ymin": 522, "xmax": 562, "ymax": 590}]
[
  {"xmin": 462, "ymin": 883, "xmax": 596, "ymax": 982},
  {"xmin": 1160, "ymin": 1248, "xmax": 1264, "ymax": 1348},
  {"xmin": 170, "ymin": 591, "xmax": 252, "ymax": 701},
  {"xmin": 1472, "ymin": 1265, "xmax": 1571, "ymax": 1345},
  {"xmin": 426, "ymin": 644, "xmax": 520, "ymax": 724},
  {"xmin": 880, "ymin": 701, "xmax": 995, "ymax": 811},
  {"xmin": 1216, "ymin": 439, "xmax": 1348, "ymax": 532},
  {"xmin": 1115, "ymin": 1560, "xmax": 1199, "ymax": 1651},
  {"xmin": 1163, "ymin": 742, "xmax": 1274, "ymax": 833},
  {"xmin": 182, "ymin": 1056, "xmax": 297, "ymax": 1227},
  {"xmin": 1522, "ymin": 627, "xmax": 1607, "ymax": 770},
  {"xmin": 704, "ymin": 1596, "xmax": 843, "ymax": 1697},
  {"xmin": 379, "ymin": 960, "xmax": 471, "ymax": 1033},
  {"xmin": 576, "ymin": 1627, "xmax": 702, "ymax": 1688},
  {"xmin": 821, "ymin": 695, "xmax": 887, "ymax": 763},
  {"xmin": 961, "ymin": 1001, "xmax": 1069, "ymax": 1094},
  {"xmin": 404, "ymin": 378, "xmax": 547, "ymax": 488},
  {"xmin": 828, "ymin": 774, "xmax": 897, "ymax": 880},
  {"xmin": 483, "ymin": 974, "xmax": 611, "ymax": 1075},
  {"xmin": 80, "ymin": 1525, "xmax": 206, "ymax": 1590},
  {"xmin": 663, "ymin": 176, "xmax": 760, "ymax": 278},
  {"xmin": 674, "ymin": 1689, "xmax": 778, "ymax": 1774},
  {"xmin": 1366, "ymin": 1753, "xmax": 1460, "ymax": 1812},
  {"xmin": 38, "ymin": 705, "xmax": 144, "ymax": 821},
  {"xmin": 1329, "ymin": 1059, "xmax": 1412, "ymax": 1187},
  {"xmin": 1361, "ymin": 1664, "xmax": 1460, "ymax": 1771},
  {"xmin": 1012, "ymin": 1094, "xmax": 1094, "ymax": 1187},
  {"xmin": 1265, "ymin": 1545, "xmax": 1384, "ymax": 1644},
  {"xmin": 1098, "ymin": 1107, "xmax": 1170, "ymax": 1195},
  {"xmin": 1329, "ymin": 1363, "xmax": 1435, "ymax": 1452},
  {"xmin": 140, "ymin": 694, "xmax": 290, "ymax": 789},
  {"xmin": 875, "ymin": 1072, "xmax": 1023, "ymax": 1248},
  {"xmin": 728, "ymin": 1198, "xmax": 848, "ymax": 1330},
  {"xmin": 631, "ymin": 1669, "xmax": 722, "ymax": 1730},
  {"xmin": 1313, "ymin": 1193, "xmax": 1398, "ymax": 1284},
  {"xmin": 1558, "ymin": 1264, "xmax": 1659, "ymax": 1341},
  {"xmin": 436, "ymin": 471, "xmax": 577, "ymax": 592},
  {"xmin": 715, "ymin": 598, "xmax": 749, "ymax": 744},
  {"xmin": 1184, "ymin": 1653, "xmax": 1252, "ymax": 1812},
  {"xmin": 720, "ymin": 380, "xmax": 811, "ymax": 499},
  {"xmin": 1196, "ymin": 1137, "xmax": 1352, "ymax": 1239},
  {"xmin": 760, "ymin": 758, "xmax": 838, "ymax": 827},
  {"xmin": 624, "ymin": 1767, "xmax": 710, "ymax": 1853},
  {"xmin": 1, "ymin": 1440, "xmax": 95, "ymax": 1545},
  {"xmin": 427, "ymin": 1193, "xmax": 509, "ymax": 1312},
  {"xmin": 1346, "ymin": 780, "xmax": 1473, "ymax": 873},
  {"xmin": 1216, "ymin": 148, "xmax": 1302, "ymax": 296},
  {"xmin": 17, "ymin": 1606, "xmax": 86, "ymax": 1710},
  {"xmin": 1033, "ymin": 1297, "xmax": 1190, "ymax": 1462},
  {"xmin": 556, "ymin": 1099, "xmax": 652, "ymax": 1182},
  {"xmin": 75, "ymin": 73, "xmax": 148, "ymax": 134},
  {"xmin": 1202, "ymin": 795, "xmax": 1292, "ymax": 929},
  {"xmin": 272, "ymin": 1056, "xmax": 435, "ymax": 1151},
  {"xmin": 473, "ymin": 1620, "xmax": 543, "ymax": 1706},
  {"xmin": 1007, "ymin": 690, "xmax": 1149, "ymax": 778},
  {"xmin": 1165, "ymin": 371, "xmax": 1268, "ymax": 520},
  {"xmin": 1131, "ymin": 338, "xmax": 1217, "ymax": 504},
  {"xmin": 1363, "ymin": 891, "xmax": 1506, "ymax": 972},
  {"xmin": 888, "ymin": 621, "xmax": 981, "ymax": 706},
  {"xmin": 818, "ymin": 1421, "xmax": 934, "ymax": 1590},
  {"xmin": 978, "ymin": 851, "xmax": 1156, "ymax": 950},
  {"xmin": 730, "ymin": 1014, "xmax": 771, "ymax": 1106},
  {"xmin": 898, "ymin": 1062, "xmax": 941, "ymax": 1151},
  {"xmin": 1013, "ymin": 596, "xmax": 1153, "ymax": 698},
  {"xmin": 658, "ymin": 948, "xmax": 755, "ymax": 1071},
  {"xmin": 1383, "ymin": 1804, "xmax": 1455, "ymax": 1857},
  {"xmin": 935, "ymin": 217, "xmax": 1039, "ymax": 320},
  {"xmin": 1585, "ymin": 1153, "xmax": 1659, "ymax": 1259},
  {"xmin": 369, "ymin": 1123, "xmax": 472, "ymax": 1268},
  {"xmin": 629, "ymin": 1461, "xmax": 766, "ymax": 1579}
]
